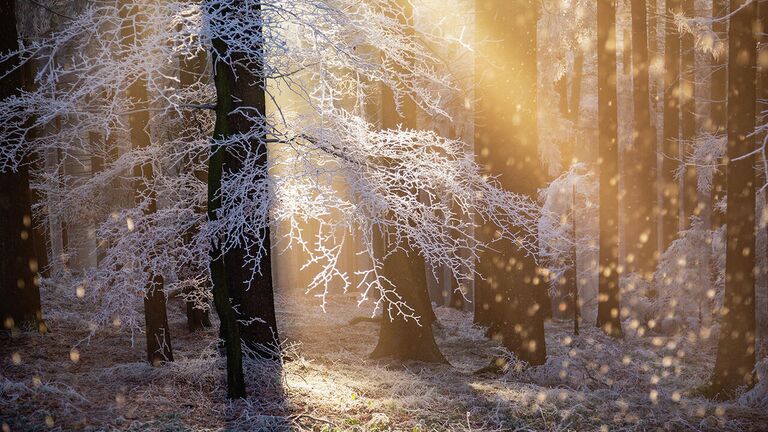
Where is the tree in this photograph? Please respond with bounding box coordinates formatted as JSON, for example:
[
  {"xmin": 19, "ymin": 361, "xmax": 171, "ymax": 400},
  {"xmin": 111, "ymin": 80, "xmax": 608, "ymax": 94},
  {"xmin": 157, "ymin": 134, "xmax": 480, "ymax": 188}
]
[
  {"xmin": 661, "ymin": 0, "xmax": 682, "ymax": 250},
  {"xmin": 627, "ymin": 0, "xmax": 658, "ymax": 282},
  {"xmin": 710, "ymin": 0, "xmax": 728, "ymax": 229},
  {"xmin": 706, "ymin": 0, "xmax": 758, "ymax": 399},
  {"xmin": 596, "ymin": 0, "xmax": 623, "ymax": 337},
  {"xmin": 120, "ymin": 1, "xmax": 173, "ymax": 366},
  {"xmin": 179, "ymin": 49, "xmax": 213, "ymax": 332},
  {"xmin": 0, "ymin": 0, "xmax": 46, "ymax": 334},
  {"xmin": 681, "ymin": 0, "xmax": 698, "ymax": 228},
  {"xmin": 209, "ymin": 20, "xmax": 247, "ymax": 399},
  {"xmin": 474, "ymin": 0, "xmax": 547, "ymax": 365},
  {"xmin": 369, "ymin": 0, "xmax": 444, "ymax": 363},
  {"xmin": 217, "ymin": 1, "xmax": 279, "ymax": 359}
]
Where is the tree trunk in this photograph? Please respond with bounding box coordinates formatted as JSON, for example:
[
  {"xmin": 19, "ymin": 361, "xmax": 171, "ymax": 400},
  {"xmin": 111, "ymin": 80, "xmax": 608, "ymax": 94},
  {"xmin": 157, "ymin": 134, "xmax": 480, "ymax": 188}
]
[
  {"xmin": 627, "ymin": 0, "xmax": 659, "ymax": 282},
  {"xmin": 710, "ymin": 0, "xmax": 728, "ymax": 229},
  {"xmin": 179, "ymin": 48, "xmax": 212, "ymax": 332},
  {"xmin": 120, "ymin": 1, "xmax": 173, "ymax": 366},
  {"xmin": 474, "ymin": 0, "xmax": 546, "ymax": 365},
  {"xmin": 0, "ymin": 0, "xmax": 46, "ymax": 335},
  {"xmin": 661, "ymin": 0, "xmax": 682, "ymax": 250},
  {"xmin": 208, "ymin": 2, "xmax": 279, "ymax": 359},
  {"xmin": 706, "ymin": 0, "xmax": 758, "ymax": 399},
  {"xmin": 597, "ymin": 0, "xmax": 624, "ymax": 338},
  {"xmin": 371, "ymin": 0, "xmax": 443, "ymax": 362},
  {"xmin": 370, "ymin": 243, "xmax": 447, "ymax": 363},
  {"xmin": 209, "ymin": 34, "xmax": 247, "ymax": 400},
  {"xmin": 681, "ymin": 0, "xmax": 698, "ymax": 228}
]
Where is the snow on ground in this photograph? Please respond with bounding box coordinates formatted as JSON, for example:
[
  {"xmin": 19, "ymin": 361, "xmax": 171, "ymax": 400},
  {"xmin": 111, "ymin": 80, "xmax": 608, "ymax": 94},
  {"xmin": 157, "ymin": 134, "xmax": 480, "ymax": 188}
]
[{"xmin": 2, "ymin": 287, "xmax": 767, "ymax": 431}]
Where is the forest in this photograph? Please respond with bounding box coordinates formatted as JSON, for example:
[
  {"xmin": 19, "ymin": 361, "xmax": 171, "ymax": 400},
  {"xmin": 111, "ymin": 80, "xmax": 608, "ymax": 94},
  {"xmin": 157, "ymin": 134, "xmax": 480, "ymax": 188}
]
[{"xmin": 1, "ymin": 0, "xmax": 768, "ymax": 430}]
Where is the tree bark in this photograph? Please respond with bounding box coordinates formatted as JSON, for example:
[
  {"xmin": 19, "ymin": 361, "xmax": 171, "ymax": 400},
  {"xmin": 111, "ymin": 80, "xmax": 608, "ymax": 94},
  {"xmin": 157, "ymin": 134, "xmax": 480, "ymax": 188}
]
[
  {"xmin": 209, "ymin": 34, "xmax": 247, "ymax": 400},
  {"xmin": 661, "ymin": 0, "xmax": 682, "ymax": 250},
  {"xmin": 179, "ymin": 48, "xmax": 212, "ymax": 332},
  {"xmin": 597, "ymin": 0, "xmax": 624, "ymax": 338},
  {"xmin": 627, "ymin": 0, "xmax": 659, "ymax": 282},
  {"xmin": 120, "ymin": 1, "xmax": 173, "ymax": 366},
  {"xmin": 370, "ymin": 0, "xmax": 444, "ymax": 362},
  {"xmin": 710, "ymin": 0, "xmax": 728, "ymax": 229},
  {"xmin": 208, "ymin": 2, "xmax": 279, "ymax": 359},
  {"xmin": 0, "ymin": 0, "xmax": 46, "ymax": 334},
  {"xmin": 681, "ymin": 0, "xmax": 698, "ymax": 228},
  {"xmin": 706, "ymin": 0, "xmax": 758, "ymax": 399},
  {"xmin": 474, "ymin": 0, "xmax": 546, "ymax": 365}
]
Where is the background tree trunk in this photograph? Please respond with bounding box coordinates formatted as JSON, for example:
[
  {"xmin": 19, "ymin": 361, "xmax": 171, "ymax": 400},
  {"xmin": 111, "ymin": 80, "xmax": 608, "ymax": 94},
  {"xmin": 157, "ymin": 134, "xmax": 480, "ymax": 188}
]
[
  {"xmin": 661, "ymin": 0, "xmax": 682, "ymax": 250},
  {"xmin": 597, "ymin": 0, "xmax": 623, "ymax": 338},
  {"xmin": 474, "ymin": 0, "xmax": 547, "ymax": 365},
  {"xmin": 371, "ymin": 0, "xmax": 444, "ymax": 362},
  {"xmin": 681, "ymin": 0, "xmax": 698, "ymax": 228},
  {"xmin": 179, "ymin": 49, "xmax": 212, "ymax": 332},
  {"xmin": 628, "ymin": 0, "xmax": 658, "ymax": 282},
  {"xmin": 707, "ymin": 0, "xmax": 758, "ymax": 399},
  {"xmin": 0, "ymin": 0, "xmax": 46, "ymax": 334},
  {"xmin": 710, "ymin": 0, "xmax": 728, "ymax": 229},
  {"xmin": 120, "ymin": 1, "xmax": 173, "ymax": 366}
]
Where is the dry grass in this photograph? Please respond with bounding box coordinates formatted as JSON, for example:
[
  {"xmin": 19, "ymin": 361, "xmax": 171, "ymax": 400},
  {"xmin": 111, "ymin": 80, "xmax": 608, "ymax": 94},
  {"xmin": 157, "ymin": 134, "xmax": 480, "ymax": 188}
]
[{"xmin": 2, "ymin": 287, "xmax": 767, "ymax": 431}]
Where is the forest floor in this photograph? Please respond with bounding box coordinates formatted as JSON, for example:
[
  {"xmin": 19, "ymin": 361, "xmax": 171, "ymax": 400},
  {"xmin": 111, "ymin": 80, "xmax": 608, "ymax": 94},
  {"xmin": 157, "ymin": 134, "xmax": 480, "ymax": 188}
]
[{"xmin": 2, "ymin": 287, "xmax": 768, "ymax": 431}]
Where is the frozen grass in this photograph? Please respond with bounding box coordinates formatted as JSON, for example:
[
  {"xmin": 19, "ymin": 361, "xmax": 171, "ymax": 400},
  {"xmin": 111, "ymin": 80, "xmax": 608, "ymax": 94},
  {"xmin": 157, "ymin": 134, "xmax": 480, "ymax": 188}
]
[{"xmin": 2, "ymin": 287, "xmax": 767, "ymax": 431}]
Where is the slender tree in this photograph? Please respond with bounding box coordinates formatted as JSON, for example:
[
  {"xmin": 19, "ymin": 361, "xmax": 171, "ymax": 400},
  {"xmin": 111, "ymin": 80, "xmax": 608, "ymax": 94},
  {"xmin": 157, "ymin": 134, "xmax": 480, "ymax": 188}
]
[
  {"xmin": 681, "ymin": 0, "xmax": 698, "ymax": 227},
  {"xmin": 370, "ymin": 0, "xmax": 444, "ymax": 363},
  {"xmin": 597, "ymin": 0, "xmax": 623, "ymax": 338},
  {"xmin": 710, "ymin": 0, "xmax": 728, "ymax": 229},
  {"xmin": 474, "ymin": 0, "xmax": 546, "ymax": 364},
  {"xmin": 661, "ymin": 0, "xmax": 682, "ymax": 250},
  {"xmin": 120, "ymin": 1, "xmax": 173, "ymax": 366},
  {"xmin": 0, "ymin": 0, "xmax": 46, "ymax": 334},
  {"xmin": 706, "ymin": 0, "xmax": 758, "ymax": 399},
  {"xmin": 628, "ymin": 0, "xmax": 659, "ymax": 282},
  {"xmin": 180, "ymin": 49, "xmax": 212, "ymax": 332}
]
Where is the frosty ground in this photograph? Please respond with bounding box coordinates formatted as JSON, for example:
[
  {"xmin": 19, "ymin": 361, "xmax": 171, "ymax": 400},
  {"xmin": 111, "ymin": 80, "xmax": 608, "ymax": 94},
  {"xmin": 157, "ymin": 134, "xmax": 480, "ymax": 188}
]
[{"xmin": 2, "ymin": 285, "xmax": 767, "ymax": 432}]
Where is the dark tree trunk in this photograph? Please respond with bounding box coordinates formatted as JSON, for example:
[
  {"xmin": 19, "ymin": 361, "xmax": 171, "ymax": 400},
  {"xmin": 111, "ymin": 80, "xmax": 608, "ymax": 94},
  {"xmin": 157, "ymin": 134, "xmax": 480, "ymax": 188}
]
[
  {"xmin": 627, "ymin": 0, "xmax": 658, "ymax": 282},
  {"xmin": 371, "ymin": 0, "xmax": 443, "ymax": 362},
  {"xmin": 0, "ymin": 0, "xmax": 46, "ymax": 334},
  {"xmin": 209, "ymin": 35, "xmax": 246, "ymax": 400},
  {"xmin": 120, "ymin": 1, "xmax": 173, "ymax": 365},
  {"xmin": 179, "ymin": 48, "xmax": 212, "ymax": 332},
  {"xmin": 706, "ymin": 0, "xmax": 758, "ymax": 399},
  {"xmin": 710, "ymin": 0, "xmax": 728, "ymax": 229},
  {"xmin": 681, "ymin": 0, "xmax": 698, "ymax": 228},
  {"xmin": 220, "ymin": 3, "xmax": 279, "ymax": 359},
  {"xmin": 474, "ymin": 0, "xmax": 546, "ymax": 365},
  {"xmin": 661, "ymin": 0, "xmax": 682, "ymax": 250},
  {"xmin": 597, "ymin": 0, "xmax": 623, "ymax": 338}
]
